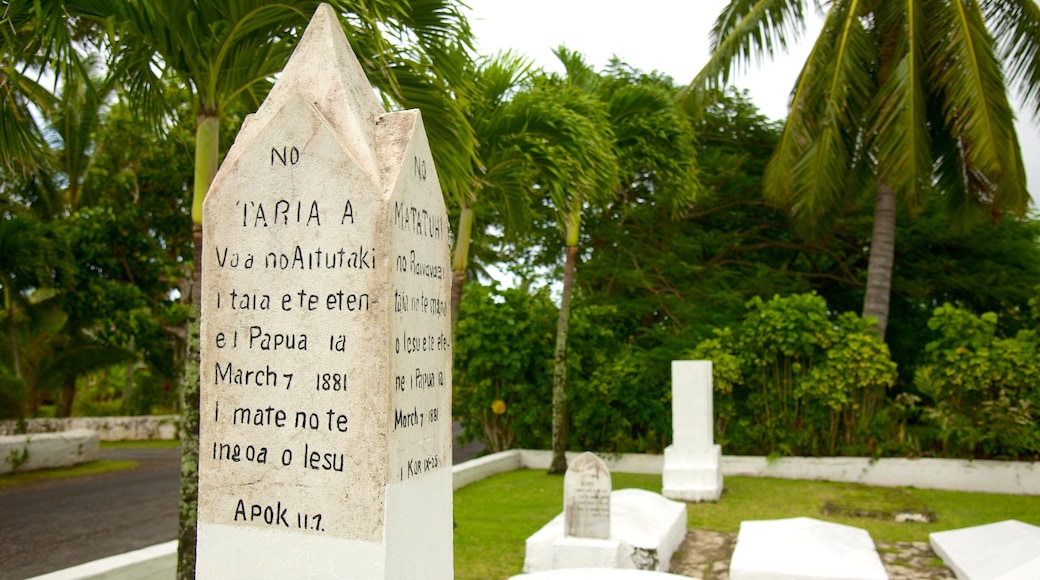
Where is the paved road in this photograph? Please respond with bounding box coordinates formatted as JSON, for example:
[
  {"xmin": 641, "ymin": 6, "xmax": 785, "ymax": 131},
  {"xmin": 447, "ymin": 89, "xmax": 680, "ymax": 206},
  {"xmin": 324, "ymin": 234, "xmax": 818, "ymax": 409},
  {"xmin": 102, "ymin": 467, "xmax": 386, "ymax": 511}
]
[
  {"xmin": 0, "ymin": 423, "xmax": 484, "ymax": 579},
  {"xmin": 0, "ymin": 447, "xmax": 180, "ymax": 580}
]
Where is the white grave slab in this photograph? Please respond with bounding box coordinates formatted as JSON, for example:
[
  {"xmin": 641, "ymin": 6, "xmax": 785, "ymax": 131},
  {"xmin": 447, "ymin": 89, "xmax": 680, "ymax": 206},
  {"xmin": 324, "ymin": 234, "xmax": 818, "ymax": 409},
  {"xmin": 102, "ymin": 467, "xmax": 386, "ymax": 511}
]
[
  {"xmin": 510, "ymin": 569, "xmax": 690, "ymax": 579},
  {"xmin": 197, "ymin": 5, "xmax": 452, "ymax": 578},
  {"xmin": 565, "ymin": 452, "xmax": 612, "ymax": 539},
  {"xmin": 663, "ymin": 360, "xmax": 723, "ymax": 501},
  {"xmin": 524, "ymin": 488, "xmax": 687, "ymax": 573},
  {"xmin": 729, "ymin": 517, "xmax": 887, "ymax": 580},
  {"xmin": 930, "ymin": 520, "xmax": 1040, "ymax": 580}
]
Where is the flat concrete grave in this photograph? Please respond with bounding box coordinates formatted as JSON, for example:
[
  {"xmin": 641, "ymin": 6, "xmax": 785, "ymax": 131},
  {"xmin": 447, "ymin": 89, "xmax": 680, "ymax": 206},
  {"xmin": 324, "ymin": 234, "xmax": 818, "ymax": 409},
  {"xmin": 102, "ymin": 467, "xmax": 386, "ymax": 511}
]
[
  {"xmin": 663, "ymin": 360, "xmax": 722, "ymax": 501},
  {"xmin": 729, "ymin": 517, "xmax": 887, "ymax": 580},
  {"xmin": 930, "ymin": 520, "xmax": 1040, "ymax": 580},
  {"xmin": 197, "ymin": 4, "xmax": 452, "ymax": 578},
  {"xmin": 525, "ymin": 487, "xmax": 687, "ymax": 573},
  {"xmin": 565, "ymin": 451, "xmax": 612, "ymax": 539},
  {"xmin": 510, "ymin": 569, "xmax": 690, "ymax": 579}
]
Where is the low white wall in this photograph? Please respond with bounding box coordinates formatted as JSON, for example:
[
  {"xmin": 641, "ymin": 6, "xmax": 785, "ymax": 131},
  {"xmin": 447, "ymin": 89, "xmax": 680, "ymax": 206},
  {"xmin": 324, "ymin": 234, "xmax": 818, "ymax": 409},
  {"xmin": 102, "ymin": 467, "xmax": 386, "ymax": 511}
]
[
  {"xmin": 519, "ymin": 450, "xmax": 664, "ymax": 475},
  {"xmin": 452, "ymin": 449, "xmax": 522, "ymax": 490},
  {"xmin": 0, "ymin": 415, "xmax": 179, "ymax": 441},
  {"xmin": 722, "ymin": 455, "xmax": 1040, "ymax": 496},
  {"xmin": 0, "ymin": 429, "xmax": 100, "ymax": 474}
]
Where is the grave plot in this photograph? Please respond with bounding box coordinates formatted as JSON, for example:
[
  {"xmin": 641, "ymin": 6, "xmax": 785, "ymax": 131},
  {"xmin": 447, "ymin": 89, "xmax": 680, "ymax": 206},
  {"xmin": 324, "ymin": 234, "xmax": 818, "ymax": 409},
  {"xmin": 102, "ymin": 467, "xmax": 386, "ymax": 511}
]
[
  {"xmin": 931, "ymin": 520, "xmax": 1040, "ymax": 580},
  {"xmin": 524, "ymin": 453, "xmax": 687, "ymax": 574},
  {"xmin": 729, "ymin": 517, "xmax": 887, "ymax": 580}
]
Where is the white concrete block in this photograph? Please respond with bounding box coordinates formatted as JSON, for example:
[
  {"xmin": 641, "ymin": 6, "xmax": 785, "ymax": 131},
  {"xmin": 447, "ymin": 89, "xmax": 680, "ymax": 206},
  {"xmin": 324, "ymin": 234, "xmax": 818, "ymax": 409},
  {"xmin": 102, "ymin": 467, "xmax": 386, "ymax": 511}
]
[
  {"xmin": 729, "ymin": 517, "xmax": 887, "ymax": 580},
  {"xmin": 931, "ymin": 520, "xmax": 1040, "ymax": 580},
  {"xmin": 0, "ymin": 429, "xmax": 99, "ymax": 474},
  {"xmin": 524, "ymin": 489, "xmax": 687, "ymax": 573},
  {"xmin": 663, "ymin": 360, "xmax": 722, "ymax": 501}
]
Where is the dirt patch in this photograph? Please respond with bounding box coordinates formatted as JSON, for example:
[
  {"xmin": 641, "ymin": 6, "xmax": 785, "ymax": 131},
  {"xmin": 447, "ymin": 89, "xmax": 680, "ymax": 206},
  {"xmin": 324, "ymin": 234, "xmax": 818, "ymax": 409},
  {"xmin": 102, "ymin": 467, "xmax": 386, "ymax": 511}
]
[{"xmin": 668, "ymin": 529, "xmax": 956, "ymax": 579}]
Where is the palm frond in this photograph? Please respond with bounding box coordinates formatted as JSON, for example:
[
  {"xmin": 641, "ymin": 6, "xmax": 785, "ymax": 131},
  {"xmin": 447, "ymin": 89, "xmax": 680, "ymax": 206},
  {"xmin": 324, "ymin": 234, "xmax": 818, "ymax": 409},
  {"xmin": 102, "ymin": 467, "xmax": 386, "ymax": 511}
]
[
  {"xmin": 766, "ymin": 0, "xmax": 876, "ymax": 234},
  {"xmin": 981, "ymin": 0, "xmax": 1040, "ymax": 119},
  {"xmin": 927, "ymin": 0, "xmax": 1028, "ymax": 216},
  {"xmin": 871, "ymin": 0, "xmax": 931, "ymax": 213},
  {"xmin": 687, "ymin": 0, "xmax": 808, "ymax": 96}
]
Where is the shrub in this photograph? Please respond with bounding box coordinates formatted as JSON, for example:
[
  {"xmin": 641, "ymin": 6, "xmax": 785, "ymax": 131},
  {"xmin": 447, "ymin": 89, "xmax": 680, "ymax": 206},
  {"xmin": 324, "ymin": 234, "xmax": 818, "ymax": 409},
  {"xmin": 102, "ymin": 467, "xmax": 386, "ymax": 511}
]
[
  {"xmin": 915, "ymin": 303, "xmax": 1040, "ymax": 459},
  {"xmin": 690, "ymin": 293, "xmax": 898, "ymax": 456}
]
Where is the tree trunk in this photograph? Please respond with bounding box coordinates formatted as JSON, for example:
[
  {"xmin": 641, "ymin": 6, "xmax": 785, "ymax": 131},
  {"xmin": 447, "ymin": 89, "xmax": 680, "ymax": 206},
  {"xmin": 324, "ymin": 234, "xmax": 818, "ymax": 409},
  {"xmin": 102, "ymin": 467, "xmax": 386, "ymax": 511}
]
[
  {"xmin": 178, "ymin": 111, "xmax": 218, "ymax": 580},
  {"xmin": 450, "ymin": 204, "xmax": 474, "ymax": 341},
  {"xmin": 56, "ymin": 375, "xmax": 75, "ymax": 418},
  {"xmin": 862, "ymin": 181, "xmax": 897, "ymax": 340},
  {"xmin": 5, "ymin": 283, "xmax": 21, "ymax": 380},
  {"xmin": 178, "ymin": 223, "xmax": 202, "ymax": 580},
  {"xmin": 549, "ymin": 243, "xmax": 579, "ymax": 475}
]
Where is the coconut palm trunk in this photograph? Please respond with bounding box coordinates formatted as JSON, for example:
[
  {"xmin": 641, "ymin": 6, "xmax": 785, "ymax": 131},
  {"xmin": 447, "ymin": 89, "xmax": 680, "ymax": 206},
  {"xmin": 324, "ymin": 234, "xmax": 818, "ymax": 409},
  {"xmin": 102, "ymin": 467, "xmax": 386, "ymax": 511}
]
[{"xmin": 862, "ymin": 182, "xmax": 897, "ymax": 340}]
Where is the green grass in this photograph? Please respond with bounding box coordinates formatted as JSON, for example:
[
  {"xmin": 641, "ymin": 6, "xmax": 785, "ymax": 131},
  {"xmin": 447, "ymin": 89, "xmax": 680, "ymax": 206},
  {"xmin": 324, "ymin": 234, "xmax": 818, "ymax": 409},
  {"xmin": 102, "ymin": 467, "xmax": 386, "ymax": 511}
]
[
  {"xmin": 101, "ymin": 439, "xmax": 180, "ymax": 449},
  {"xmin": 453, "ymin": 470, "xmax": 1040, "ymax": 580},
  {"xmin": 0, "ymin": 460, "xmax": 138, "ymax": 487}
]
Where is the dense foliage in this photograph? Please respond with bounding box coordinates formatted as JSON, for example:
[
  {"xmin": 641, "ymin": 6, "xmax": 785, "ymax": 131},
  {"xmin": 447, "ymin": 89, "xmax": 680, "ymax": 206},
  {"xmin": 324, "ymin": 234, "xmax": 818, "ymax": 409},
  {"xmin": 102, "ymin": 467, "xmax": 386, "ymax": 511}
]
[{"xmin": 2, "ymin": 3, "xmax": 1038, "ymax": 467}]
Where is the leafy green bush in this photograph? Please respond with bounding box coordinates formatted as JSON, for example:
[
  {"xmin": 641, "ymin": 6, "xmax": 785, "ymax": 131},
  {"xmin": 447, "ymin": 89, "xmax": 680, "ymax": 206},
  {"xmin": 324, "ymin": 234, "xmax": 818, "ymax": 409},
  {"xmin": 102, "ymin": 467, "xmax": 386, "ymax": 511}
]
[
  {"xmin": 915, "ymin": 303, "xmax": 1040, "ymax": 459},
  {"xmin": 691, "ymin": 293, "xmax": 898, "ymax": 456},
  {"xmin": 453, "ymin": 283, "xmax": 673, "ymax": 454},
  {"xmin": 453, "ymin": 283, "xmax": 556, "ymax": 452}
]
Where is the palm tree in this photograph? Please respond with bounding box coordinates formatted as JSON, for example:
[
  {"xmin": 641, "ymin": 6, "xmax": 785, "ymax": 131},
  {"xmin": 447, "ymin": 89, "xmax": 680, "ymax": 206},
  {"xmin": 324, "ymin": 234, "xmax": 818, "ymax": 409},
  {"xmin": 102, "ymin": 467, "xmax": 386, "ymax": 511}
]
[
  {"xmin": 542, "ymin": 50, "xmax": 701, "ymax": 473},
  {"xmin": 688, "ymin": 0, "xmax": 1038, "ymax": 339},
  {"xmin": 0, "ymin": 0, "xmax": 93, "ymax": 176},
  {"xmin": 535, "ymin": 50, "xmax": 620, "ymax": 473},
  {"xmin": 449, "ymin": 52, "xmax": 536, "ymax": 335}
]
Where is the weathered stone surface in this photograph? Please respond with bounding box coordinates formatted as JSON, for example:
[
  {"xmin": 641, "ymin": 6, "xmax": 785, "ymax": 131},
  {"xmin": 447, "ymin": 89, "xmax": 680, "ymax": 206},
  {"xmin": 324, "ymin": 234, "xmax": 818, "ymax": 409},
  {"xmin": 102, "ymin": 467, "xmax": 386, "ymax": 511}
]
[
  {"xmin": 565, "ymin": 452, "xmax": 612, "ymax": 539},
  {"xmin": 196, "ymin": 5, "xmax": 451, "ymax": 578}
]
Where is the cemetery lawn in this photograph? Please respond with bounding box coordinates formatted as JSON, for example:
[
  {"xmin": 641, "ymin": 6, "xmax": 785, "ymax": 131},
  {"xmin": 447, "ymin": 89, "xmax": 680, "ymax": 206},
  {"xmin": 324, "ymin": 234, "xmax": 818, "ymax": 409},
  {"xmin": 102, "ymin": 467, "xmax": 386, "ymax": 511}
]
[
  {"xmin": 453, "ymin": 469, "xmax": 1040, "ymax": 580},
  {"xmin": 100, "ymin": 439, "xmax": 180, "ymax": 449},
  {"xmin": 0, "ymin": 460, "xmax": 137, "ymax": 487}
]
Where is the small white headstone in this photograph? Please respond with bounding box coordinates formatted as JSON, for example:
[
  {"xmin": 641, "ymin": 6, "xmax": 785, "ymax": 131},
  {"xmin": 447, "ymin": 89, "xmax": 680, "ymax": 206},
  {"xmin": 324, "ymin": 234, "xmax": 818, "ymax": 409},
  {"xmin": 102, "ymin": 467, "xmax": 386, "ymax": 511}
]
[
  {"xmin": 931, "ymin": 520, "xmax": 1040, "ymax": 580},
  {"xmin": 524, "ymin": 488, "xmax": 687, "ymax": 573},
  {"xmin": 565, "ymin": 452, "xmax": 612, "ymax": 539},
  {"xmin": 196, "ymin": 5, "xmax": 452, "ymax": 578}
]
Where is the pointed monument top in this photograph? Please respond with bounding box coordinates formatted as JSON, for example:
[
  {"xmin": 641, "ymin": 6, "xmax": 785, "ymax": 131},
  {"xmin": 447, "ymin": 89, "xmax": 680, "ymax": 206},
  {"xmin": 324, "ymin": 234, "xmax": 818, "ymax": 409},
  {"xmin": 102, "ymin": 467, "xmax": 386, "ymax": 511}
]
[{"xmin": 227, "ymin": 3, "xmax": 384, "ymax": 181}]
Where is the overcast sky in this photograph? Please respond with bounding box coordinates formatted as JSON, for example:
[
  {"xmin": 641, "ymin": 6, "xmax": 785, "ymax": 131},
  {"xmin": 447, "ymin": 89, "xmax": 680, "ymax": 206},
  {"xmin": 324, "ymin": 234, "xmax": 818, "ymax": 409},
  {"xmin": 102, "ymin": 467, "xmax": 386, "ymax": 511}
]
[{"xmin": 464, "ymin": 0, "xmax": 1040, "ymax": 209}]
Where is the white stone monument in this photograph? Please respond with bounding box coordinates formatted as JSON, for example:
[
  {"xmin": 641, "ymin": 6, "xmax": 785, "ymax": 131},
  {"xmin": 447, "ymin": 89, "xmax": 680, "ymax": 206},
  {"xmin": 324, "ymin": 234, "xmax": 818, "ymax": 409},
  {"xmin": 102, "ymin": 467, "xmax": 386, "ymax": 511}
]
[
  {"xmin": 196, "ymin": 5, "xmax": 452, "ymax": 578},
  {"xmin": 931, "ymin": 520, "xmax": 1040, "ymax": 579},
  {"xmin": 729, "ymin": 517, "xmax": 887, "ymax": 580},
  {"xmin": 662, "ymin": 360, "xmax": 723, "ymax": 501},
  {"xmin": 524, "ymin": 454, "xmax": 687, "ymax": 574},
  {"xmin": 565, "ymin": 452, "xmax": 612, "ymax": 539}
]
